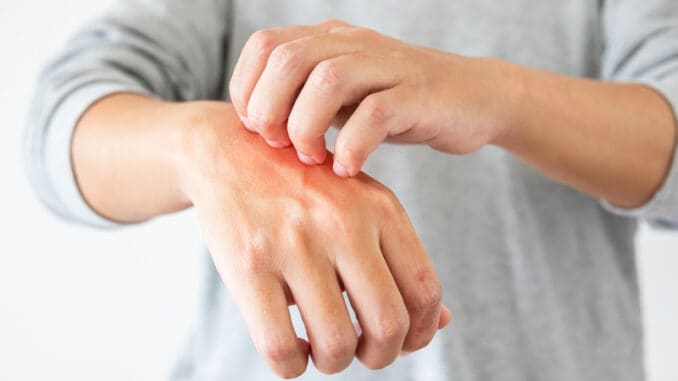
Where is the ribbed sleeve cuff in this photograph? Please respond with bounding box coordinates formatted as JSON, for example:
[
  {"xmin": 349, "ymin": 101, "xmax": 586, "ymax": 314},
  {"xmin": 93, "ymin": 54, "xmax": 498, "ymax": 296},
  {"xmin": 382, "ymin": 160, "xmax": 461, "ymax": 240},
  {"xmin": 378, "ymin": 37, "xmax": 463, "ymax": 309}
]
[
  {"xmin": 600, "ymin": 79, "xmax": 678, "ymax": 228},
  {"xmin": 45, "ymin": 82, "xmax": 150, "ymax": 229}
]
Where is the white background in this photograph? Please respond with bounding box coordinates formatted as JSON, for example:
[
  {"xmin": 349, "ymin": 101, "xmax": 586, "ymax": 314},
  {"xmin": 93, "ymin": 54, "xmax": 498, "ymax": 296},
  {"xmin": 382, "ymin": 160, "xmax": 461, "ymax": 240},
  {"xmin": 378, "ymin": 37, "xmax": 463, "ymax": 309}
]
[{"xmin": 1, "ymin": 1, "xmax": 677, "ymax": 380}]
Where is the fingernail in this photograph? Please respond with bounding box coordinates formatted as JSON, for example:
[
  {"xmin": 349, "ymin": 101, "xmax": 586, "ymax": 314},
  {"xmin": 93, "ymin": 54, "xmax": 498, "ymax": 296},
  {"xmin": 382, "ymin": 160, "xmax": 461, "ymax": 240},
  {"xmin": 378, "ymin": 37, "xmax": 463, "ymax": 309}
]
[
  {"xmin": 297, "ymin": 151, "xmax": 319, "ymax": 165},
  {"xmin": 333, "ymin": 160, "xmax": 351, "ymax": 177},
  {"xmin": 240, "ymin": 116, "xmax": 256, "ymax": 132},
  {"xmin": 265, "ymin": 138, "xmax": 290, "ymax": 148},
  {"xmin": 315, "ymin": 150, "xmax": 328, "ymax": 164},
  {"xmin": 399, "ymin": 350, "xmax": 411, "ymax": 358}
]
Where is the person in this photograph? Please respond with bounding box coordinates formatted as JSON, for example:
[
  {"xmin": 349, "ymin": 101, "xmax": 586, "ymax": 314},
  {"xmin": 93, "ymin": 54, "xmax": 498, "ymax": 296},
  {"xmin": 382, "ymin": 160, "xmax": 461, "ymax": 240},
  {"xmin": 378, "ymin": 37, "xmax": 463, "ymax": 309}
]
[{"xmin": 24, "ymin": 0, "xmax": 678, "ymax": 380}]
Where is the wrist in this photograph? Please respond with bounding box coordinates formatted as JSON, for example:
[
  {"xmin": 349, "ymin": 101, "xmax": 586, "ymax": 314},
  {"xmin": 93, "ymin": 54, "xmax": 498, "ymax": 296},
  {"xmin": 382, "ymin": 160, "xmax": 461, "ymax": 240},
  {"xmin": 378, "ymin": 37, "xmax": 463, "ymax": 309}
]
[
  {"xmin": 485, "ymin": 59, "xmax": 528, "ymax": 150},
  {"xmin": 169, "ymin": 101, "xmax": 242, "ymax": 205},
  {"xmin": 432, "ymin": 55, "xmax": 527, "ymax": 154}
]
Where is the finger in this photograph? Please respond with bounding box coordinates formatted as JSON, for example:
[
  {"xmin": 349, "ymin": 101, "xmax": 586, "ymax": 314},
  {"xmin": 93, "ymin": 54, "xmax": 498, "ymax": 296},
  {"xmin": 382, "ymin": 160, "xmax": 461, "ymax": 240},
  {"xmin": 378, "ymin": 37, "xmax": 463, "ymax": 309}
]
[
  {"xmin": 233, "ymin": 274, "xmax": 309, "ymax": 379},
  {"xmin": 333, "ymin": 86, "xmax": 415, "ymax": 177},
  {"xmin": 229, "ymin": 20, "xmax": 344, "ymax": 130},
  {"xmin": 335, "ymin": 239, "xmax": 410, "ymax": 370},
  {"xmin": 288, "ymin": 53, "xmax": 400, "ymax": 165},
  {"xmin": 247, "ymin": 34, "xmax": 370, "ymax": 152},
  {"xmin": 331, "ymin": 105, "xmax": 358, "ymax": 128},
  {"xmin": 286, "ymin": 253, "xmax": 357, "ymax": 374},
  {"xmin": 378, "ymin": 202, "xmax": 445, "ymax": 353},
  {"xmin": 230, "ymin": 25, "xmax": 324, "ymax": 128},
  {"xmin": 400, "ymin": 306, "xmax": 452, "ymax": 358},
  {"xmin": 439, "ymin": 305, "xmax": 452, "ymax": 329}
]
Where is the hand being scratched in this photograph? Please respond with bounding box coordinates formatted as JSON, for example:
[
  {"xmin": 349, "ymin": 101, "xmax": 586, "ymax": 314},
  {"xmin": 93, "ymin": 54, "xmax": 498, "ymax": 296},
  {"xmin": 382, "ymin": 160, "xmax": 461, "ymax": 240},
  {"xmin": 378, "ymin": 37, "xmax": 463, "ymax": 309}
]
[{"xmin": 175, "ymin": 102, "xmax": 452, "ymax": 378}]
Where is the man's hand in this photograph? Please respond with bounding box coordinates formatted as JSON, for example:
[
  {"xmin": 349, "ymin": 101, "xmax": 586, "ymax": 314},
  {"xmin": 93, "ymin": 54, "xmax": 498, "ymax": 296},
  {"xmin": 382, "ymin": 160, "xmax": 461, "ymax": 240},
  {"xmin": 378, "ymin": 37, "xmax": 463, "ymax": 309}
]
[
  {"xmin": 230, "ymin": 19, "xmax": 517, "ymax": 177},
  {"xmin": 174, "ymin": 102, "xmax": 450, "ymax": 377},
  {"xmin": 230, "ymin": 19, "xmax": 677, "ymax": 209},
  {"xmin": 73, "ymin": 95, "xmax": 451, "ymax": 378}
]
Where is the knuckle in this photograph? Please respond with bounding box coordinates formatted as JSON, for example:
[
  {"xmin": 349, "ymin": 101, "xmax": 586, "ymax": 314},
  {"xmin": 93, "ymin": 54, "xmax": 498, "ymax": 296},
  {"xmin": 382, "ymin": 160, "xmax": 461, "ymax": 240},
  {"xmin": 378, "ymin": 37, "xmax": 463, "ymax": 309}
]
[
  {"xmin": 369, "ymin": 185, "xmax": 400, "ymax": 217},
  {"xmin": 247, "ymin": 29, "xmax": 278, "ymax": 55},
  {"xmin": 322, "ymin": 18, "xmax": 348, "ymax": 28},
  {"xmin": 410, "ymin": 274, "xmax": 443, "ymax": 312},
  {"xmin": 240, "ymin": 241, "xmax": 271, "ymax": 276},
  {"xmin": 361, "ymin": 95, "xmax": 394, "ymax": 125},
  {"xmin": 402, "ymin": 271, "xmax": 442, "ymax": 352},
  {"xmin": 287, "ymin": 122, "xmax": 311, "ymax": 144},
  {"xmin": 286, "ymin": 203, "xmax": 307, "ymax": 230},
  {"xmin": 373, "ymin": 309, "xmax": 410, "ymax": 344},
  {"xmin": 249, "ymin": 113, "xmax": 277, "ymax": 134},
  {"xmin": 259, "ymin": 337, "xmax": 299, "ymax": 364},
  {"xmin": 316, "ymin": 334, "xmax": 356, "ymax": 372},
  {"xmin": 335, "ymin": 140, "xmax": 365, "ymax": 168},
  {"xmin": 351, "ymin": 26, "xmax": 380, "ymax": 39},
  {"xmin": 309, "ymin": 61, "xmax": 345, "ymax": 92},
  {"xmin": 269, "ymin": 43, "xmax": 303, "ymax": 73}
]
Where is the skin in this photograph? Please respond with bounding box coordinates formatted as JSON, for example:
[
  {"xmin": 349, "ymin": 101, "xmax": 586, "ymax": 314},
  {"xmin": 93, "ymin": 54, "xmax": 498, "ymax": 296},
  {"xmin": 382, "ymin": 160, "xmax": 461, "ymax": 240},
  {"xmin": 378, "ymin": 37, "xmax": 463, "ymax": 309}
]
[
  {"xmin": 72, "ymin": 17, "xmax": 676, "ymax": 380},
  {"xmin": 231, "ymin": 19, "xmax": 676, "ymax": 208},
  {"xmin": 73, "ymin": 95, "xmax": 451, "ymax": 378}
]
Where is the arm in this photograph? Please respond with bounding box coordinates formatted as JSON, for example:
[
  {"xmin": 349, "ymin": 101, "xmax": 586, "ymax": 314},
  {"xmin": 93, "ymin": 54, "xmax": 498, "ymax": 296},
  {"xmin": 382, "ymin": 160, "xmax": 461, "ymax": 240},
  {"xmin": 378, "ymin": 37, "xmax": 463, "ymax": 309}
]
[
  {"xmin": 71, "ymin": 94, "xmax": 190, "ymax": 222},
  {"xmin": 25, "ymin": 1, "xmax": 450, "ymax": 377},
  {"xmin": 497, "ymin": 70, "xmax": 675, "ymax": 209},
  {"xmin": 24, "ymin": 0, "xmax": 230, "ymax": 227},
  {"xmin": 498, "ymin": 0, "xmax": 678, "ymax": 211},
  {"xmin": 232, "ymin": 12, "xmax": 678, "ymax": 222}
]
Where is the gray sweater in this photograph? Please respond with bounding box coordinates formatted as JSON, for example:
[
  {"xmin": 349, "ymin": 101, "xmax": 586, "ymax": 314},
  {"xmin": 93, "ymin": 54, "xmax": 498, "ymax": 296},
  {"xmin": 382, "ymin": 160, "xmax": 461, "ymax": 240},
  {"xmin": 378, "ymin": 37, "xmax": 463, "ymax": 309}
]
[{"xmin": 24, "ymin": 1, "xmax": 678, "ymax": 380}]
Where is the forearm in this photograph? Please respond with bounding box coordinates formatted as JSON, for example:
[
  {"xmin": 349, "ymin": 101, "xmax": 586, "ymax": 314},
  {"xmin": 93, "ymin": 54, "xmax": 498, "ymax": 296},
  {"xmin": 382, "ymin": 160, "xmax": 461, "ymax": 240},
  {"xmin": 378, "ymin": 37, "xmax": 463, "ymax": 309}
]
[
  {"xmin": 72, "ymin": 93, "xmax": 196, "ymax": 222},
  {"xmin": 495, "ymin": 65, "xmax": 677, "ymax": 208}
]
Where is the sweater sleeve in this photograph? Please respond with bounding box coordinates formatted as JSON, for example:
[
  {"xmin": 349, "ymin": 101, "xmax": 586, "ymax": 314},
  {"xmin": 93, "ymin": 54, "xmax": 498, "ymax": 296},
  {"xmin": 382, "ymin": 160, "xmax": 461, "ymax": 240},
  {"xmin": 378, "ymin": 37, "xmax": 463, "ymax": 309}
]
[
  {"xmin": 599, "ymin": 0, "xmax": 678, "ymax": 229},
  {"xmin": 24, "ymin": 0, "xmax": 231, "ymax": 228}
]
